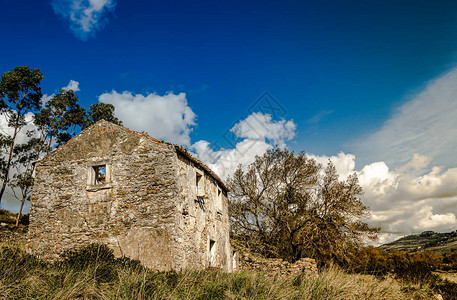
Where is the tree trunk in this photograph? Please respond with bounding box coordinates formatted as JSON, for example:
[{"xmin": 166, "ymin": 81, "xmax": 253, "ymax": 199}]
[
  {"xmin": 0, "ymin": 112, "xmax": 21, "ymax": 203},
  {"xmin": 15, "ymin": 195, "xmax": 26, "ymax": 227}
]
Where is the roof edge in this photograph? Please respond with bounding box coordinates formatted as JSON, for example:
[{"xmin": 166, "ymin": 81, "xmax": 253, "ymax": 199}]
[
  {"xmin": 37, "ymin": 120, "xmax": 228, "ymax": 191},
  {"xmin": 175, "ymin": 146, "xmax": 229, "ymax": 192}
]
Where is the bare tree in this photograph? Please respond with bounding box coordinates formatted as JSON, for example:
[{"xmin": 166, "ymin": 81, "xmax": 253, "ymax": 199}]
[{"xmin": 228, "ymin": 148, "xmax": 378, "ymax": 265}]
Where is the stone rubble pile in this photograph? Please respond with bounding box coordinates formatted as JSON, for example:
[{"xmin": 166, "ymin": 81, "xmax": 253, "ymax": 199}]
[{"xmin": 239, "ymin": 252, "xmax": 318, "ymax": 276}]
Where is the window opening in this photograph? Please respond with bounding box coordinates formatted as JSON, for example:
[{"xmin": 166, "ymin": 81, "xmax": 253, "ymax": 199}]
[
  {"xmin": 196, "ymin": 173, "xmax": 203, "ymax": 195},
  {"xmin": 216, "ymin": 188, "xmax": 222, "ymax": 213},
  {"xmin": 93, "ymin": 165, "xmax": 106, "ymax": 185},
  {"xmin": 209, "ymin": 239, "xmax": 216, "ymax": 266},
  {"xmin": 232, "ymin": 251, "xmax": 237, "ymax": 270}
]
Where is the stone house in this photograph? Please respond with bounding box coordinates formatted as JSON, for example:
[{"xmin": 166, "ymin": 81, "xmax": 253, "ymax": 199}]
[{"xmin": 27, "ymin": 120, "xmax": 235, "ymax": 272}]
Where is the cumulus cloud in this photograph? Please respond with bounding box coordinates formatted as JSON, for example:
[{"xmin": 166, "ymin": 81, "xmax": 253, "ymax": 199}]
[
  {"xmin": 41, "ymin": 79, "xmax": 81, "ymax": 105},
  {"xmin": 193, "ymin": 112, "xmax": 297, "ymax": 180},
  {"xmin": 353, "ymin": 67, "xmax": 457, "ymax": 169},
  {"xmin": 52, "ymin": 0, "xmax": 116, "ymax": 40},
  {"xmin": 360, "ymin": 158, "xmax": 457, "ymax": 244},
  {"xmin": 193, "ymin": 139, "xmax": 273, "ymax": 180},
  {"xmin": 230, "ymin": 112, "xmax": 296, "ymax": 147},
  {"xmin": 99, "ymin": 91, "xmax": 196, "ymax": 146},
  {"xmin": 307, "ymin": 152, "xmax": 356, "ymax": 179},
  {"xmin": 62, "ymin": 80, "xmax": 80, "ymax": 92},
  {"xmin": 298, "ymin": 151, "xmax": 457, "ymax": 244},
  {"xmin": 345, "ymin": 66, "xmax": 457, "ymax": 243}
]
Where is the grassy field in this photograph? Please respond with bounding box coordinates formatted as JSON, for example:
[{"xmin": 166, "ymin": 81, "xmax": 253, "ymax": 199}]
[
  {"xmin": 0, "ymin": 209, "xmax": 446, "ymax": 299},
  {"xmin": 0, "ymin": 244, "xmax": 440, "ymax": 300}
]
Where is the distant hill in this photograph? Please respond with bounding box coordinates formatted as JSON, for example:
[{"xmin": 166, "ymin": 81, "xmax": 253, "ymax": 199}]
[{"xmin": 380, "ymin": 230, "xmax": 457, "ymax": 254}]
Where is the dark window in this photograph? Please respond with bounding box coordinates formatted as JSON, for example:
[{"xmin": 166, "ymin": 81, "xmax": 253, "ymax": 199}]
[
  {"xmin": 209, "ymin": 239, "xmax": 216, "ymax": 266},
  {"xmin": 196, "ymin": 173, "xmax": 202, "ymax": 195},
  {"xmin": 93, "ymin": 165, "xmax": 106, "ymax": 185}
]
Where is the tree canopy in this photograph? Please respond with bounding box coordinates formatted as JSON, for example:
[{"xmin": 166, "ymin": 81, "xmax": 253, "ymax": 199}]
[
  {"xmin": 35, "ymin": 89, "xmax": 86, "ymax": 147},
  {"xmin": 0, "ymin": 66, "xmax": 43, "ymax": 202},
  {"xmin": 227, "ymin": 148, "xmax": 378, "ymax": 265},
  {"xmin": 84, "ymin": 102, "xmax": 122, "ymax": 129},
  {"xmin": 0, "ymin": 66, "xmax": 123, "ymax": 217}
]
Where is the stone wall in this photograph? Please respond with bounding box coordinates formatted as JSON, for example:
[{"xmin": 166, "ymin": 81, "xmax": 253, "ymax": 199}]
[
  {"xmin": 174, "ymin": 152, "xmax": 233, "ymax": 272},
  {"xmin": 28, "ymin": 120, "xmax": 234, "ymax": 272},
  {"xmin": 238, "ymin": 251, "xmax": 318, "ymax": 276},
  {"xmin": 28, "ymin": 121, "xmax": 179, "ymax": 271}
]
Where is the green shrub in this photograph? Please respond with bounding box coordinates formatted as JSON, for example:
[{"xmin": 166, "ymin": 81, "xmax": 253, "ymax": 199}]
[
  {"xmin": 60, "ymin": 243, "xmax": 118, "ymax": 283},
  {"xmin": 19, "ymin": 213, "xmax": 29, "ymax": 225},
  {"xmin": 390, "ymin": 252, "xmax": 441, "ymax": 285}
]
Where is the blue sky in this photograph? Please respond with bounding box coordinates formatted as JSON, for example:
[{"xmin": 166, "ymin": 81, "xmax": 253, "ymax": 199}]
[
  {"xmin": 1, "ymin": 0, "xmax": 456, "ymax": 158},
  {"xmin": 3, "ymin": 0, "xmax": 457, "ymax": 242}
]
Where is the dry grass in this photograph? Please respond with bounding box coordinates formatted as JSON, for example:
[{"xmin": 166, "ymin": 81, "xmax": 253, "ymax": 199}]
[{"xmin": 0, "ymin": 244, "xmax": 439, "ymax": 300}]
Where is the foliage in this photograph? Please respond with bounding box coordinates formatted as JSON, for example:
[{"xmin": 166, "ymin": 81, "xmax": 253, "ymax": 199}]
[
  {"xmin": 0, "ymin": 66, "xmax": 123, "ymax": 224},
  {"xmin": 0, "ymin": 66, "xmax": 42, "ymax": 114},
  {"xmin": 228, "ymin": 148, "xmax": 378, "ymax": 265},
  {"xmin": 350, "ymin": 245, "xmax": 391, "ymax": 275},
  {"xmin": 390, "ymin": 251, "xmax": 441, "ymax": 285},
  {"xmin": 84, "ymin": 102, "xmax": 123, "ymax": 129},
  {"xmin": 0, "ymin": 244, "xmax": 439, "ymax": 300},
  {"xmin": 9, "ymin": 136, "xmax": 43, "ymax": 226},
  {"xmin": 442, "ymin": 249, "xmax": 457, "ymax": 270},
  {"xmin": 0, "ymin": 66, "xmax": 43, "ymax": 203},
  {"xmin": 34, "ymin": 89, "xmax": 86, "ymax": 147},
  {"xmin": 349, "ymin": 246, "xmax": 448, "ymax": 286}
]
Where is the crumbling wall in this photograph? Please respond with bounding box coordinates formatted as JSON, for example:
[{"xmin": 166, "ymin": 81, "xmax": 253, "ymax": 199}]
[
  {"xmin": 239, "ymin": 252, "xmax": 318, "ymax": 276},
  {"xmin": 28, "ymin": 121, "xmax": 179, "ymax": 271},
  {"xmin": 174, "ymin": 152, "xmax": 233, "ymax": 272}
]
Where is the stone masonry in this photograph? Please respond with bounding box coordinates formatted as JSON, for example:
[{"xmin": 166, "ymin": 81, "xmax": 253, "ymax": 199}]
[{"xmin": 27, "ymin": 120, "xmax": 234, "ymax": 272}]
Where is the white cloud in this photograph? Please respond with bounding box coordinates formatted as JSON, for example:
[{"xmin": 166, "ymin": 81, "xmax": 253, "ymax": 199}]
[
  {"xmin": 62, "ymin": 80, "xmax": 80, "ymax": 92},
  {"xmin": 41, "ymin": 80, "xmax": 81, "ymax": 105},
  {"xmin": 353, "ymin": 67, "xmax": 457, "ymax": 169},
  {"xmin": 345, "ymin": 67, "xmax": 457, "ymax": 244},
  {"xmin": 99, "ymin": 91, "xmax": 196, "ymax": 146},
  {"xmin": 52, "ymin": 0, "xmax": 116, "ymax": 40},
  {"xmin": 357, "ymin": 157, "xmax": 457, "ymax": 244},
  {"xmin": 40, "ymin": 94, "xmax": 54, "ymax": 106},
  {"xmin": 193, "ymin": 112, "xmax": 297, "ymax": 180},
  {"xmin": 230, "ymin": 112, "xmax": 296, "ymax": 147},
  {"xmin": 300, "ymin": 151, "xmax": 457, "ymax": 244},
  {"xmin": 307, "ymin": 152, "xmax": 356, "ymax": 179},
  {"xmin": 193, "ymin": 139, "xmax": 273, "ymax": 180}
]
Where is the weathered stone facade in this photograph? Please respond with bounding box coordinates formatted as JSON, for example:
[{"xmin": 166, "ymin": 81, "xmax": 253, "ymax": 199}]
[{"xmin": 27, "ymin": 120, "xmax": 234, "ymax": 272}]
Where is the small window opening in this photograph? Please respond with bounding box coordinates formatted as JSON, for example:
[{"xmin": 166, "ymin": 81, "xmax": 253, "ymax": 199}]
[
  {"xmin": 216, "ymin": 188, "xmax": 222, "ymax": 213},
  {"xmin": 93, "ymin": 165, "xmax": 106, "ymax": 185},
  {"xmin": 232, "ymin": 251, "xmax": 237, "ymax": 270},
  {"xmin": 209, "ymin": 239, "xmax": 216, "ymax": 266},
  {"xmin": 87, "ymin": 163, "xmax": 111, "ymax": 191},
  {"xmin": 196, "ymin": 172, "xmax": 203, "ymax": 195}
]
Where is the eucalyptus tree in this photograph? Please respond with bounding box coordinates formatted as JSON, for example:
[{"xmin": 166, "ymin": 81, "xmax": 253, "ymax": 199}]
[
  {"xmin": 10, "ymin": 136, "xmax": 43, "ymax": 226},
  {"xmin": 0, "ymin": 66, "xmax": 43, "ymax": 202},
  {"xmin": 11, "ymin": 89, "xmax": 86, "ymax": 224},
  {"xmin": 84, "ymin": 102, "xmax": 122, "ymax": 129},
  {"xmin": 35, "ymin": 89, "xmax": 86, "ymax": 147}
]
